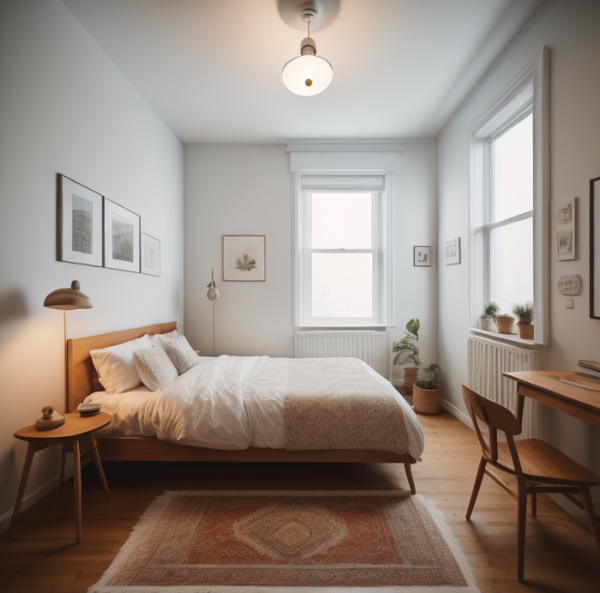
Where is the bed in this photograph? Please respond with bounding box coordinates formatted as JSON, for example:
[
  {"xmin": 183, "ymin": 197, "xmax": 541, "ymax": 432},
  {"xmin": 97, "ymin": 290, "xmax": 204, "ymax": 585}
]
[{"xmin": 68, "ymin": 322, "xmax": 423, "ymax": 493}]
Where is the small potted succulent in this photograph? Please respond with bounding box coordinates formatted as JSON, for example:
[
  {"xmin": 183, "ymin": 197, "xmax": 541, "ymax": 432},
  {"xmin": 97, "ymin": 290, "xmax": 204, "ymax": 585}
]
[
  {"xmin": 494, "ymin": 313, "xmax": 515, "ymax": 334},
  {"xmin": 513, "ymin": 301, "xmax": 534, "ymax": 340},
  {"xmin": 413, "ymin": 362, "xmax": 443, "ymax": 415},
  {"xmin": 392, "ymin": 319, "xmax": 421, "ymax": 395},
  {"xmin": 480, "ymin": 301, "xmax": 499, "ymax": 331}
]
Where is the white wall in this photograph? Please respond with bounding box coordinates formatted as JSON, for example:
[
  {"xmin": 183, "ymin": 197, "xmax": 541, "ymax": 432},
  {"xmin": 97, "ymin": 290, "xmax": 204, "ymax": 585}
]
[
  {"xmin": 184, "ymin": 142, "xmax": 438, "ymax": 382},
  {"xmin": 0, "ymin": 0, "xmax": 184, "ymax": 529},
  {"xmin": 438, "ymin": 0, "xmax": 600, "ymax": 514}
]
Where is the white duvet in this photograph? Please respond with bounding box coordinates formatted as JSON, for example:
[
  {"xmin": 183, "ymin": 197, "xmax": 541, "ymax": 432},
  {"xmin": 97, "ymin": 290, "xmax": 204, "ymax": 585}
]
[{"xmin": 85, "ymin": 355, "xmax": 425, "ymax": 460}]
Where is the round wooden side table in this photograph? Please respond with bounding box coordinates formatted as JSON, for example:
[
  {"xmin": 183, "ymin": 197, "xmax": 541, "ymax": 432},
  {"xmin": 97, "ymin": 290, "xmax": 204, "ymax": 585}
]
[{"xmin": 10, "ymin": 411, "xmax": 111, "ymax": 542}]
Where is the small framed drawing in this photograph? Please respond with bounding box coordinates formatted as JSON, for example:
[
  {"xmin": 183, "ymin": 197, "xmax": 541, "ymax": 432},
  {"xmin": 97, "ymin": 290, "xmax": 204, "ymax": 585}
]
[
  {"xmin": 57, "ymin": 174, "xmax": 103, "ymax": 267},
  {"xmin": 413, "ymin": 245, "xmax": 431, "ymax": 267},
  {"xmin": 103, "ymin": 198, "xmax": 140, "ymax": 272},
  {"xmin": 223, "ymin": 235, "xmax": 266, "ymax": 281},
  {"xmin": 141, "ymin": 233, "xmax": 160, "ymax": 276},
  {"xmin": 557, "ymin": 198, "xmax": 576, "ymax": 261},
  {"xmin": 591, "ymin": 177, "xmax": 600, "ymax": 319},
  {"xmin": 557, "ymin": 230, "xmax": 573, "ymax": 260},
  {"xmin": 444, "ymin": 237, "xmax": 461, "ymax": 265}
]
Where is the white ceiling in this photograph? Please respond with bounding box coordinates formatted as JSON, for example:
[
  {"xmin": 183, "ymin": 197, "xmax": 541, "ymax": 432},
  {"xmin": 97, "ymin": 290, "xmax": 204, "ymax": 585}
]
[{"xmin": 62, "ymin": 0, "xmax": 547, "ymax": 144}]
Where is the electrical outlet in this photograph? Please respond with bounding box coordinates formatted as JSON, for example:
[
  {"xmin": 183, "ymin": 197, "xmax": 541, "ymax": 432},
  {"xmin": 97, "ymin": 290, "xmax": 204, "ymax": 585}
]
[{"xmin": 565, "ymin": 297, "xmax": 574, "ymax": 309}]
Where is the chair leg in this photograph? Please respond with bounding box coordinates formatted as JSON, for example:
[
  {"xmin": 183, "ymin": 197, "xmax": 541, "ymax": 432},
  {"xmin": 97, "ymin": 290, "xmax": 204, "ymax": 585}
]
[
  {"xmin": 529, "ymin": 491, "xmax": 537, "ymax": 517},
  {"xmin": 580, "ymin": 486, "xmax": 600, "ymax": 554},
  {"xmin": 466, "ymin": 457, "xmax": 487, "ymax": 520},
  {"xmin": 517, "ymin": 488, "xmax": 527, "ymax": 582}
]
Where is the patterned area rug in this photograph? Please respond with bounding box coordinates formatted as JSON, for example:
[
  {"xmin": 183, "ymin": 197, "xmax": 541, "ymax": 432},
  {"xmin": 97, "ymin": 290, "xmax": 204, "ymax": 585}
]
[{"xmin": 90, "ymin": 491, "xmax": 479, "ymax": 593}]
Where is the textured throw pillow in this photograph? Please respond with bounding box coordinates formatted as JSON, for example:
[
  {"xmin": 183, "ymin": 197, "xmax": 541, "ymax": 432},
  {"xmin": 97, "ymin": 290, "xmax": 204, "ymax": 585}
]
[
  {"xmin": 90, "ymin": 334, "xmax": 152, "ymax": 395},
  {"xmin": 149, "ymin": 329, "xmax": 179, "ymax": 348},
  {"xmin": 134, "ymin": 347, "xmax": 178, "ymax": 391},
  {"xmin": 164, "ymin": 335, "xmax": 200, "ymax": 375}
]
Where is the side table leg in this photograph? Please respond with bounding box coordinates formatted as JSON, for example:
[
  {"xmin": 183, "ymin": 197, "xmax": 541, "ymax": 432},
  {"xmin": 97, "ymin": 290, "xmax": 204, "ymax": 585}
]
[
  {"xmin": 73, "ymin": 438, "xmax": 82, "ymax": 543},
  {"xmin": 8, "ymin": 442, "xmax": 36, "ymax": 539},
  {"xmin": 87, "ymin": 434, "xmax": 110, "ymax": 500}
]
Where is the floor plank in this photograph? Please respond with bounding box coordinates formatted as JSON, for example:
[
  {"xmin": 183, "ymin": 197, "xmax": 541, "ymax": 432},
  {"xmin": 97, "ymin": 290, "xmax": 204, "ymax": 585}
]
[{"xmin": 0, "ymin": 410, "xmax": 598, "ymax": 592}]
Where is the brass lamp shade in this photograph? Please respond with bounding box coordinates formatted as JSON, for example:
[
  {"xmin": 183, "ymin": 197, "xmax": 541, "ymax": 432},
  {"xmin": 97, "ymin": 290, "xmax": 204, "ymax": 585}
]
[{"xmin": 44, "ymin": 281, "xmax": 93, "ymax": 311}]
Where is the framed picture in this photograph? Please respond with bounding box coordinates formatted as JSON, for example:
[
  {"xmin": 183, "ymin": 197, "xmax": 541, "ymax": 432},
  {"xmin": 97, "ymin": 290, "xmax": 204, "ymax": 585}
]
[
  {"xmin": 141, "ymin": 233, "xmax": 160, "ymax": 276},
  {"xmin": 591, "ymin": 177, "xmax": 600, "ymax": 319},
  {"xmin": 557, "ymin": 230, "xmax": 573, "ymax": 259},
  {"xmin": 557, "ymin": 198, "xmax": 576, "ymax": 261},
  {"xmin": 222, "ymin": 235, "xmax": 266, "ymax": 281},
  {"xmin": 103, "ymin": 198, "xmax": 140, "ymax": 273},
  {"xmin": 413, "ymin": 245, "xmax": 431, "ymax": 267},
  {"xmin": 444, "ymin": 237, "xmax": 461, "ymax": 265},
  {"xmin": 57, "ymin": 174, "xmax": 103, "ymax": 267}
]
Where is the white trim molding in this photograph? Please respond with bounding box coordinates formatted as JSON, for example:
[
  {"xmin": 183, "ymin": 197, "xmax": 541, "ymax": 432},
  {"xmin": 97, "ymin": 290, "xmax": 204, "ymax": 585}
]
[{"xmin": 468, "ymin": 47, "xmax": 550, "ymax": 345}]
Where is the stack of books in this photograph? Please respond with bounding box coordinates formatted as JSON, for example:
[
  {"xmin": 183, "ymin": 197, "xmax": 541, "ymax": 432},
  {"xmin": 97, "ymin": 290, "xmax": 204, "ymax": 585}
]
[{"xmin": 575, "ymin": 360, "xmax": 600, "ymax": 382}]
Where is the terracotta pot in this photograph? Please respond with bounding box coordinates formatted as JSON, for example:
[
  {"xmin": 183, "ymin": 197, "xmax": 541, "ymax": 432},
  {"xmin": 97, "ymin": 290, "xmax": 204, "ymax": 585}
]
[
  {"xmin": 403, "ymin": 367, "xmax": 418, "ymax": 395},
  {"xmin": 517, "ymin": 321, "xmax": 534, "ymax": 340},
  {"xmin": 413, "ymin": 383, "xmax": 442, "ymax": 415},
  {"xmin": 494, "ymin": 315, "xmax": 515, "ymax": 334}
]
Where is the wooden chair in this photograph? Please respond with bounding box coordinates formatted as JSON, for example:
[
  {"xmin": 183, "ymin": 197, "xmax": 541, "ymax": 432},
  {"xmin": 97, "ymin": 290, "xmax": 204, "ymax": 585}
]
[{"xmin": 461, "ymin": 383, "xmax": 600, "ymax": 581}]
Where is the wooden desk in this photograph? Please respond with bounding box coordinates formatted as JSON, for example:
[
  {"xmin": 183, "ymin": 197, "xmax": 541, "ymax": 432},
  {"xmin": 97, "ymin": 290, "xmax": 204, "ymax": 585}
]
[
  {"xmin": 504, "ymin": 371, "xmax": 600, "ymax": 429},
  {"xmin": 10, "ymin": 412, "xmax": 111, "ymax": 542}
]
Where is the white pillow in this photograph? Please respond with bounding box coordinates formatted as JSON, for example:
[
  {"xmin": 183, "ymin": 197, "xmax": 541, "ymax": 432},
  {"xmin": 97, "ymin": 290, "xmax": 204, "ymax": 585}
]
[
  {"xmin": 164, "ymin": 336, "xmax": 200, "ymax": 375},
  {"xmin": 90, "ymin": 334, "xmax": 152, "ymax": 395},
  {"xmin": 149, "ymin": 329, "xmax": 179, "ymax": 348},
  {"xmin": 134, "ymin": 347, "xmax": 178, "ymax": 391}
]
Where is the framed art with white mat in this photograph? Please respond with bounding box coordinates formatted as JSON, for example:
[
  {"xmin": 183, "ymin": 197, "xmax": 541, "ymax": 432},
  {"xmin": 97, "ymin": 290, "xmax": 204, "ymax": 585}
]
[
  {"xmin": 103, "ymin": 198, "xmax": 140, "ymax": 273},
  {"xmin": 141, "ymin": 233, "xmax": 160, "ymax": 276},
  {"xmin": 57, "ymin": 174, "xmax": 103, "ymax": 267},
  {"xmin": 222, "ymin": 235, "xmax": 266, "ymax": 281}
]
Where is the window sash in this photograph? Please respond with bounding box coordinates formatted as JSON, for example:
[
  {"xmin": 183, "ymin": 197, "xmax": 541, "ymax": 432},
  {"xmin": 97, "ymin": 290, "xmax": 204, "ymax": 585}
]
[{"xmin": 299, "ymin": 189, "xmax": 383, "ymax": 326}]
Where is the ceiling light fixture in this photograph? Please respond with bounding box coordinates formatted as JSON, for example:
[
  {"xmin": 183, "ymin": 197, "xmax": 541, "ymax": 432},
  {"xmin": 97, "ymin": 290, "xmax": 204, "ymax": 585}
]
[{"xmin": 282, "ymin": 7, "xmax": 333, "ymax": 96}]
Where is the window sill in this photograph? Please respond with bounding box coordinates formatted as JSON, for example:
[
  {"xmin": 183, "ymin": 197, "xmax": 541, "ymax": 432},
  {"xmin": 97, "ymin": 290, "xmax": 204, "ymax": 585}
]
[
  {"xmin": 296, "ymin": 325, "xmax": 388, "ymax": 331},
  {"xmin": 469, "ymin": 327, "xmax": 539, "ymax": 349}
]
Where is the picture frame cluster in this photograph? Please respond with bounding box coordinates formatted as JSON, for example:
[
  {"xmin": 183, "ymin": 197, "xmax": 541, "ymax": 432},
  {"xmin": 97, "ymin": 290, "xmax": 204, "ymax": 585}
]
[{"xmin": 57, "ymin": 174, "xmax": 160, "ymax": 276}]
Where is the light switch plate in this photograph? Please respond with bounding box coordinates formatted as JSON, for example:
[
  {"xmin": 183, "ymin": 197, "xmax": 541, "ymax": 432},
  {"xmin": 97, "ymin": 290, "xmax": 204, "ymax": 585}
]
[{"xmin": 565, "ymin": 297, "xmax": 574, "ymax": 309}]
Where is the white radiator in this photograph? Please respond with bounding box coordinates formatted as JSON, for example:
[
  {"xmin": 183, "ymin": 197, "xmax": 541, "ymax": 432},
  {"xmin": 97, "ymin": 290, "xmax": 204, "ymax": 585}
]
[
  {"xmin": 467, "ymin": 335, "xmax": 541, "ymax": 439},
  {"xmin": 294, "ymin": 331, "xmax": 390, "ymax": 378}
]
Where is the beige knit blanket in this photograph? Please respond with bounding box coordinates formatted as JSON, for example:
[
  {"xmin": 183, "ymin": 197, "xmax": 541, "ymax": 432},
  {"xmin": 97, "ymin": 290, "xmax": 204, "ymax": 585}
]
[{"xmin": 284, "ymin": 358, "xmax": 409, "ymax": 455}]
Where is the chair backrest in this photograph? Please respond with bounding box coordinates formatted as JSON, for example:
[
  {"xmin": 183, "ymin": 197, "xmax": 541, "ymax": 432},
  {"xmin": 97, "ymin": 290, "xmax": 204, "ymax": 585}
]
[{"xmin": 461, "ymin": 383, "xmax": 523, "ymax": 469}]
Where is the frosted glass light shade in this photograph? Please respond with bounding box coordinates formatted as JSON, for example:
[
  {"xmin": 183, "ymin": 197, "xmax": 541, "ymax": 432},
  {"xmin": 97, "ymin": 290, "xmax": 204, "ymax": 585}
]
[{"xmin": 282, "ymin": 55, "xmax": 333, "ymax": 96}]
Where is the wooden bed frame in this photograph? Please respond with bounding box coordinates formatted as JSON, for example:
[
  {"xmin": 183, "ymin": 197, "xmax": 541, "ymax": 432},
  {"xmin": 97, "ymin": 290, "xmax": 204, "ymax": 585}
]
[{"xmin": 67, "ymin": 322, "xmax": 417, "ymax": 493}]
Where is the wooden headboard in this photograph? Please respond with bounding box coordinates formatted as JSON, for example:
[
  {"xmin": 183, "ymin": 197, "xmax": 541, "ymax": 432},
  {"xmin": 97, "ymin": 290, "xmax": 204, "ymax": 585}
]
[{"xmin": 66, "ymin": 321, "xmax": 177, "ymax": 412}]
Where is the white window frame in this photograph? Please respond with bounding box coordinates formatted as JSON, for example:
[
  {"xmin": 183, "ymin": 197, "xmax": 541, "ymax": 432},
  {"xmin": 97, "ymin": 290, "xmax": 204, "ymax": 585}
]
[
  {"xmin": 469, "ymin": 47, "xmax": 549, "ymax": 345},
  {"xmin": 293, "ymin": 172, "xmax": 393, "ymax": 328}
]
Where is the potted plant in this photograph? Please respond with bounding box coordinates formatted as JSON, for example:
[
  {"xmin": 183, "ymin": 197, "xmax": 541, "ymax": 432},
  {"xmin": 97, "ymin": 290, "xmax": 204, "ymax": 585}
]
[
  {"xmin": 513, "ymin": 301, "xmax": 534, "ymax": 340},
  {"xmin": 413, "ymin": 363, "xmax": 443, "ymax": 415},
  {"xmin": 392, "ymin": 319, "xmax": 421, "ymax": 394},
  {"xmin": 480, "ymin": 301, "xmax": 499, "ymax": 331},
  {"xmin": 495, "ymin": 313, "xmax": 515, "ymax": 334}
]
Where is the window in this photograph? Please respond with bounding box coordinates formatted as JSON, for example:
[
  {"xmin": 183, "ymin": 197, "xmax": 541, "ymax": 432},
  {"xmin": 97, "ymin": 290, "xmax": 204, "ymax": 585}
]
[
  {"xmin": 487, "ymin": 111, "xmax": 534, "ymax": 314},
  {"xmin": 294, "ymin": 175, "xmax": 392, "ymax": 327},
  {"xmin": 469, "ymin": 48, "xmax": 549, "ymax": 344}
]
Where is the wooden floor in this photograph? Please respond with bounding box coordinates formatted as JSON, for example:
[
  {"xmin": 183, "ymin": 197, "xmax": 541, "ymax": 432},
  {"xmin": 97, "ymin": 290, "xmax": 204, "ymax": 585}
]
[{"xmin": 1, "ymin": 410, "xmax": 598, "ymax": 592}]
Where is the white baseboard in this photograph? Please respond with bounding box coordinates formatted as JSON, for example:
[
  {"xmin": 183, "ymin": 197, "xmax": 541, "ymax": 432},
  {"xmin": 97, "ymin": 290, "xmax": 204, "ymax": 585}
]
[{"xmin": 440, "ymin": 396, "xmax": 473, "ymax": 429}]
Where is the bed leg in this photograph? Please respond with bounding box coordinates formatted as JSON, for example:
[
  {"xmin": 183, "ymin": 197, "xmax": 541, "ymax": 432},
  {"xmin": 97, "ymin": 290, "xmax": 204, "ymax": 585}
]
[{"xmin": 404, "ymin": 460, "xmax": 416, "ymax": 495}]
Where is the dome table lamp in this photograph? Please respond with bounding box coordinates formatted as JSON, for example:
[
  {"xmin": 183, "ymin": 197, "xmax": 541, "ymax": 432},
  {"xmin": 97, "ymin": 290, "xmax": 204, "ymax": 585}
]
[
  {"xmin": 206, "ymin": 269, "xmax": 220, "ymax": 355},
  {"xmin": 44, "ymin": 280, "xmax": 93, "ymax": 412},
  {"xmin": 282, "ymin": 6, "xmax": 333, "ymax": 96}
]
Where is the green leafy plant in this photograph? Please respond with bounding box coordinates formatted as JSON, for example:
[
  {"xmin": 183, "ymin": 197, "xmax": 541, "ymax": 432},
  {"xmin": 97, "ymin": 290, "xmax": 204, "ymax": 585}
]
[
  {"xmin": 392, "ymin": 319, "xmax": 421, "ymax": 368},
  {"xmin": 415, "ymin": 363, "xmax": 443, "ymax": 390},
  {"xmin": 512, "ymin": 301, "xmax": 533, "ymax": 322},
  {"xmin": 481, "ymin": 301, "xmax": 500, "ymax": 318}
]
